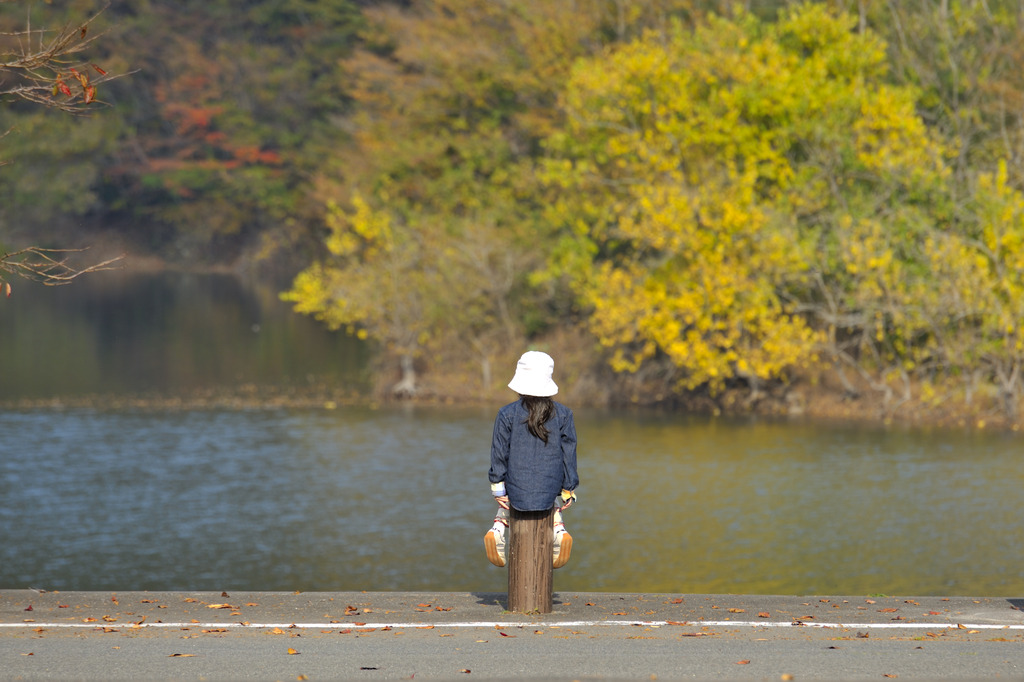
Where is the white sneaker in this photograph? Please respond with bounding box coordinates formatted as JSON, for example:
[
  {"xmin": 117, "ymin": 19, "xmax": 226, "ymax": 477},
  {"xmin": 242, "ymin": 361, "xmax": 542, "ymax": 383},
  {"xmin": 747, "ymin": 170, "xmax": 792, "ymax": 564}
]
[
  {"xmin": 553, "ymin": 523, "xmax": 573, "ymax": 569},
  {"xmin": 484, "ymin": 518, "xmax": 507, "ymax": 567}
]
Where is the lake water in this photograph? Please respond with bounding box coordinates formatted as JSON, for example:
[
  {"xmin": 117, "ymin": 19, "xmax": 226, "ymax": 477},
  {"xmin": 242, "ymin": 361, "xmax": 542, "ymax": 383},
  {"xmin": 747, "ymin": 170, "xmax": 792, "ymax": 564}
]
[{"xmin": 1, "ymin": 274, "xmax": 1022, "ymax": 596}]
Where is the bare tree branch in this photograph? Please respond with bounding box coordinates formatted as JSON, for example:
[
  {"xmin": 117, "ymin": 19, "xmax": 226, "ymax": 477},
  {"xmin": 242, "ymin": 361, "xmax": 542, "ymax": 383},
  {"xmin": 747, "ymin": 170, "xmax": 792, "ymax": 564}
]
[
  {"xmin": 0, "ymin": 247, "xmax": 123, "ymax": 293},
  {"xmin": 0, "ymin": 3, "xmax": 128, "ymax": 113},
  {"xmin": 2, "ymin": 4, "xmax": 129, "ymax": 298}
]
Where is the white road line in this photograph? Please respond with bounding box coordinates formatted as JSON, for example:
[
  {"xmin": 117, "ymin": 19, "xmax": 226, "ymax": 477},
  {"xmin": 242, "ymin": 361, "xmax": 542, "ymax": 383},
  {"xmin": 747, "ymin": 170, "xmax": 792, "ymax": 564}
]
[{"xmin": 2, "ymin": 620, "xmax": 1023, "ymax": 630}]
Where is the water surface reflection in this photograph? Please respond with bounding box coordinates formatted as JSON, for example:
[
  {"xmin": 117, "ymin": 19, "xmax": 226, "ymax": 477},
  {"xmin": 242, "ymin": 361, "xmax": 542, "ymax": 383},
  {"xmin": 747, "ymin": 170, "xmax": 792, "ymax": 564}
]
[
  {"xmin": 0, "ymin": 271, "xmax": 368, "ymax": 399},
  {"xmin": 1, "ymin": 406, "xmax": 1020, "ymax": 596}
]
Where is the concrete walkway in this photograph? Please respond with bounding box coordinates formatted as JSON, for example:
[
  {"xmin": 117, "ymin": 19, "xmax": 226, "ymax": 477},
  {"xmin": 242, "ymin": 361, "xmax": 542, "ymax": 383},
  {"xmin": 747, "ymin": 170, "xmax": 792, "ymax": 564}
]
[{"xmin": 2, "ymin": 590, "xmax": 1024, "ymax": 680}]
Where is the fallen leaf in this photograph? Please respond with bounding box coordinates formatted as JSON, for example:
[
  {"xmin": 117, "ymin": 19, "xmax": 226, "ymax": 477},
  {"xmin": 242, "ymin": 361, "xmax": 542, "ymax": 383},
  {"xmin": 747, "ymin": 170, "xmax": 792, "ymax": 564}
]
[
  {"xmin": 728, "ymin": 608, "xmax": 745, "ymax": 613},
  {"xmin": 269, "ymin": 628, "xmax": 286, "ymax": 635},
  {"xmin": 24, "ymin": 605, "xmax": 33, "ymax": 612},
  {"xmin": 207, "ymin": 604, "xmax": 235, "ymax": 610},
  {"xmin": 460, "ymin": 669, "xmax": 471, "ymax": 674},
  {"xmin": 169, "ymin": 653, "xmax": 196, "ymax": 657},
  {"xmin": 758, "ymin": 612, "xmax": 770, "ymax": 618},
  {"xmin": 879, "ymin": 608, "xmax": 899, "ymax": 613},
  {"xmin": 287, "ymin": 648, "xmax": 299, "ymax": 655},
  {"xmin": 736, "ymin": 660, "xmax": 750, "ymax": 665}
]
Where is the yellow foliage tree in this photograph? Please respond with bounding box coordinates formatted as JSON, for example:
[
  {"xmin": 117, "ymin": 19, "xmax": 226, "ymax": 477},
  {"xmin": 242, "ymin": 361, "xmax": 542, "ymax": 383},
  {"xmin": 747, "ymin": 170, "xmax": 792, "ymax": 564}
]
[
  {"xmin": 282, "ymin": 193, "xmax": 437, "ymax": 396},
  {"xmin": 290, "ymin": 0, "xmax": 717, "ymax": 396},
  {"xmin": 543, "ymin": 3, "xmax": 947, "ymax": 399},
  {"xmin": 919, "ymin": 162, "xmax": 1024, "ymax": 416}
]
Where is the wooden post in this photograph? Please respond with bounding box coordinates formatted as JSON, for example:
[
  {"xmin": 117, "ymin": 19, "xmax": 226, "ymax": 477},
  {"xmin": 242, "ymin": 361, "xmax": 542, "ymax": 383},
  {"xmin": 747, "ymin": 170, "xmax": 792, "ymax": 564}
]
[{"xmin": 507, "ymin": 507, "xmax": 554, "ymax": 613}]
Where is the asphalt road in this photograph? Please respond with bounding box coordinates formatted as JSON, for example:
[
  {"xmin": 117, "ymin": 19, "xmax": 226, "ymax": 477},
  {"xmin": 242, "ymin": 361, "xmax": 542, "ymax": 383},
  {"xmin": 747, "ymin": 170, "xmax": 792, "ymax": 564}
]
[{"xmin": 3, "ymin": 590, "xmax": 1024, "ymax": 680}]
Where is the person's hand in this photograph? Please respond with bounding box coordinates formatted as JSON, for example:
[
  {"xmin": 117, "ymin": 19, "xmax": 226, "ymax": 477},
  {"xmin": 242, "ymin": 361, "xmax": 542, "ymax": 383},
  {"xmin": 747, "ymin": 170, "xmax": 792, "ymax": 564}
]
[
  {"xmin": 558, "ymin": 489, "xmax": 576, "ymax": 511},
  {"xmin": 495, "ymin": 495, "xmax": 510, "ymax": 510}
]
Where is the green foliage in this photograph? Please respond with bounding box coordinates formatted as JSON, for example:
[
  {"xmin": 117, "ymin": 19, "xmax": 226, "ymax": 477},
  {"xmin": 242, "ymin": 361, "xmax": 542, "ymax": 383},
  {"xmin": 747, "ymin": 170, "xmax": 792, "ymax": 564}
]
[
  {"xmin": 1, "ymin": 0, "xmax": 363, "ymax": 263},
  {"xmin": 0, "ymin": 108, "xmax": 119, "ymax": 236}
]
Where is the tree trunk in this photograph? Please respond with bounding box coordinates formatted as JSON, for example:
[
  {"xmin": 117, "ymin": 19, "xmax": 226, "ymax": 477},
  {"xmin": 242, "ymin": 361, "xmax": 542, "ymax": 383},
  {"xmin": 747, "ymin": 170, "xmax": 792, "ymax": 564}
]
[{"xmin": 392, "ymin": 353, "xmax": 417, "ymax": 397}]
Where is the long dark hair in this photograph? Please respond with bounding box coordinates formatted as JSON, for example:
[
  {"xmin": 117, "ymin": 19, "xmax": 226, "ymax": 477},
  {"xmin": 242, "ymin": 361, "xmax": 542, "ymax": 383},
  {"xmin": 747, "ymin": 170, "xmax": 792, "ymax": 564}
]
[{"xmin": 520, "ymin": 395, "xmax": 555, "ymax": 444}]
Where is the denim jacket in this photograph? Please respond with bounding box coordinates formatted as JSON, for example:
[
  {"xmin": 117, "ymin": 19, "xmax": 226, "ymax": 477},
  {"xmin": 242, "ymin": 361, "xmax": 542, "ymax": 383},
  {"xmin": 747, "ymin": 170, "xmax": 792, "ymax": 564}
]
[{"xmin": 488, "ymin": 399, "xmax": 579, "ymax": 511}]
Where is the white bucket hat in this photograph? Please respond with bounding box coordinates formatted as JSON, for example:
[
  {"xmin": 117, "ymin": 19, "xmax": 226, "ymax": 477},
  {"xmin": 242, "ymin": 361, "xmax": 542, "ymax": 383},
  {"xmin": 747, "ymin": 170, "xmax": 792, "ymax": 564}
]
[{"xmin": 508, "ymin": 351, "xmax": 558, "ymax": 397}]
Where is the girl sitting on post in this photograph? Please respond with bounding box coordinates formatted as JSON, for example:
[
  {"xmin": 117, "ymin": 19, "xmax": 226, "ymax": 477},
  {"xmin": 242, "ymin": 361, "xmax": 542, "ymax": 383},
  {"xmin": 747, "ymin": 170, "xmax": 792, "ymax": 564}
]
[{"xmin": 484, "ymin": 350, "xmax": 579, "ymax": 569}]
